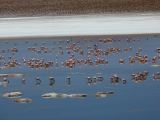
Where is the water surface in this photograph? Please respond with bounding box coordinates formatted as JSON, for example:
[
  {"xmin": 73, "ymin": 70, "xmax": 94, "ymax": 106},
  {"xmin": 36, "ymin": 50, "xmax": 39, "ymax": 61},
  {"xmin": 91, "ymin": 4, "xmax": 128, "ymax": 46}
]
[{"xmin": 0, "ymin": 35, "xmax": 160, "ymax": 120}]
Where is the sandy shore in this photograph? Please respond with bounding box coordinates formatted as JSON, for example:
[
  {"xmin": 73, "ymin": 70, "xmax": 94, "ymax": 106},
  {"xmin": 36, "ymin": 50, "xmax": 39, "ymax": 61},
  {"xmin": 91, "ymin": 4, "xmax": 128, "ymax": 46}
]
[
  {"xmin": 0, "ymin": 33, "xmax": 159, "ymax": 41},
  {"xmin": 0, "ymin": 0, "xmax": 160, "ymax": 17}
]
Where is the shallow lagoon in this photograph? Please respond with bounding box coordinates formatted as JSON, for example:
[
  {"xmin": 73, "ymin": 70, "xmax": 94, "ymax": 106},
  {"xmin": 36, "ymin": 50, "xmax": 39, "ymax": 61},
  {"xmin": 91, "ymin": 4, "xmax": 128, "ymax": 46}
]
[{"xmin": 0, "ymin": 35, "xmax": 160, "ymax": 120}]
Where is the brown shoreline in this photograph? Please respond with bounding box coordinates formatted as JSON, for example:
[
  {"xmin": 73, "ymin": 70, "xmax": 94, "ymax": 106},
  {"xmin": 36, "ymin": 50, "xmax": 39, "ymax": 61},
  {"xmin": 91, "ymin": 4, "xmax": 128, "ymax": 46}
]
[
  {"xmin": 0, "ymin": 33, "xmax": 159, "ymax": 41},
  {"xmin": 0, "ymin": 0, "xmax": 160, "ymax": 17}
]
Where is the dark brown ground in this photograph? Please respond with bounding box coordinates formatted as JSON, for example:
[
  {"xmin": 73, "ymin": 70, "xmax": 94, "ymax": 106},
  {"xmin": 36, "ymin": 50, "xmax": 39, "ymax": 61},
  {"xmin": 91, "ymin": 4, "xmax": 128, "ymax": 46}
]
[{"xmin": 0, "ymin": 0, "xmax": 160, "ymax": 17}]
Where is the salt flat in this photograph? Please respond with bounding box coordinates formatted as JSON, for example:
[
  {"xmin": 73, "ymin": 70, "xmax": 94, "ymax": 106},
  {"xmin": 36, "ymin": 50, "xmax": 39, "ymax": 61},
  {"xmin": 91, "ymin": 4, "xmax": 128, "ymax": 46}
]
[{"xmin": 0, "ymin": 13, "xmax": 160, "ymax": 38}]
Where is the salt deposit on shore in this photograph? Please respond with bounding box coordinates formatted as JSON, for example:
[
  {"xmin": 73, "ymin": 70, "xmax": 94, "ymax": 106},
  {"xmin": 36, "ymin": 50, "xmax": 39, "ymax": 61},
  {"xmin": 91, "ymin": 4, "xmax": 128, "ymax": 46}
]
[{"xmin": 0, "ymin": 13, "xmax": 160, "ymax": 39}]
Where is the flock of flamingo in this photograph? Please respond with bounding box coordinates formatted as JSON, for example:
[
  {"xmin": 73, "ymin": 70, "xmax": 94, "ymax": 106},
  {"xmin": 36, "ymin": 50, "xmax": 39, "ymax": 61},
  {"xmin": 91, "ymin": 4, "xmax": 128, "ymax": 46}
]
[{"xmin": 0, "ymin": 36, "xmax": 160, "ymax": 103}]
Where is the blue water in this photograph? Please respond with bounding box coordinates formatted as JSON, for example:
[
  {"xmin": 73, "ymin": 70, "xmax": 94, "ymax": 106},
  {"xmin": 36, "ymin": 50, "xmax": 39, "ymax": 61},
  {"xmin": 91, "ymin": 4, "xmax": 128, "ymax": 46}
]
[{"xmin": 0, "ymin": 35, "xmax": 160, "ymax": 120}]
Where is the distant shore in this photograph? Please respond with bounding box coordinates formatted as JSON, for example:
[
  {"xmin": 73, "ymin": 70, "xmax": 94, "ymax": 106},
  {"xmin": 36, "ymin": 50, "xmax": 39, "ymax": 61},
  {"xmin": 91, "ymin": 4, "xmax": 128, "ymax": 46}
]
[{"xmin": 0, "ymin": 0, "xmax": 160, "ymax": 17}]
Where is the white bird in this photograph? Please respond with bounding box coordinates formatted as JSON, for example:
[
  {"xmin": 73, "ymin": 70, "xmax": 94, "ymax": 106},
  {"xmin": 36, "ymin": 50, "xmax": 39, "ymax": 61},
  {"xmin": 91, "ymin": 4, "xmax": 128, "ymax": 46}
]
[
  {"xmin": 14, "ymin": 98, "xmax": 32, "ymax": 103},
  {"xmin": 68, "ymin": 94, "xmax": 87, "ymax": 98},
  {"xmin": 41, "ymin": 92, "xmax": 68, "ymax": 99},
  {"xmin": 0, "ymin": 73, "xmax": 24, "ymax": 78},
  {"xmin": 95, "ymin": 91, "xmax": 114, "ymax": 98},
  {"xmin": 2, "ymin": 91, "xmax": 22, "ymax": 98}
]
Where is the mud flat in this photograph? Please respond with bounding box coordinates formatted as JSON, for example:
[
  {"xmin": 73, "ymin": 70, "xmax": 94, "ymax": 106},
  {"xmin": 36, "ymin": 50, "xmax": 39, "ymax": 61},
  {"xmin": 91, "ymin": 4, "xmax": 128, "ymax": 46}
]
[{"xmin": 0, "ymin": 0, "xmax": 160, "ymax": 17}]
